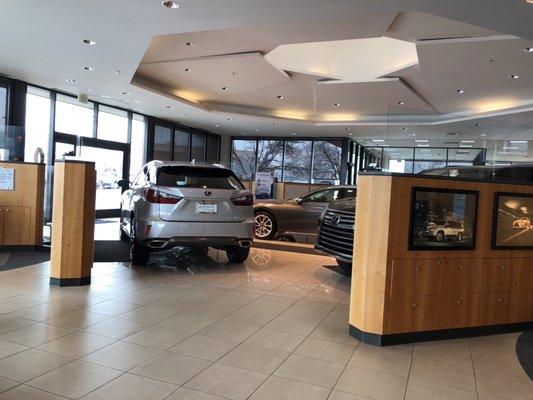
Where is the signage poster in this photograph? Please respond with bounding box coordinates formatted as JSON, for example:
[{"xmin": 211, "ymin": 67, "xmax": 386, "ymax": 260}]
[
  {"xmin": 255, "ymin": 172, "xmax": 274, "ymax": 199},
  {"xmin": 0, "ymin": 168, "xmax": 15, "ymax": 191}
]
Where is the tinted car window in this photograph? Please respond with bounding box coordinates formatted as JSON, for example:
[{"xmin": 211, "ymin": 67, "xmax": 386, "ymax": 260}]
[
  {"xmin": 157, "ymin": 166, "xmax": 244, "ymax": 190},
  {"xmin": 339, "ymin": 188, "xmax": 356, "ymax": 199},
  {"xmin": 304, "ymin": 189, "xmax": 339, "ymax": 203}
]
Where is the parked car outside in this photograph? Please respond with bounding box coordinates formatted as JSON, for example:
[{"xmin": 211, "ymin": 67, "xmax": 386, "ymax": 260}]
[
  {"xmin": 253, "ymin": 186, "xmax": 356, "ymax": 240},
  {"xmin": 513, "ymin": 217, "xmax": 531, "ymax": 229},
  {"xmin": 119, "ymin": 161, "xmax": 254, "ymax": 265},
  {"xmin": 426, "ymin": 220, "xmax": 465, "ymax": 242}
]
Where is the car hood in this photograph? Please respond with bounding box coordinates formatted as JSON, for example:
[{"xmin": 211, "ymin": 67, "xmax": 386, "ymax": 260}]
[{"xmin": 327, "ymin": 197, "xmax": 356, "ymax": 212}]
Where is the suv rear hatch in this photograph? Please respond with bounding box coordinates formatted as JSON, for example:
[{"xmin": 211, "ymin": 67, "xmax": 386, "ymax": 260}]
[{"xmin": 155, "ymin": 165, "xmax": 251, "ymax": 223}]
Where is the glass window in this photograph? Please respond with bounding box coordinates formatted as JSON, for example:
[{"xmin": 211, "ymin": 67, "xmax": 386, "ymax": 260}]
[
  {"xmin": 206, "ymin": 135, "xmax": 220, "ymax": 164},
  {"xmin": 303, "ymin": 189, "xmax": 339, "ymax": 203},
  {"xmin": 312, "ymin": 140, "xmax": 342, "ymax": 184},
  {"xmin": 191, "ymin": 132, "xmax": 206, "ymax": 162},
  {"xmin": 174, "ymin": 128, "xmax": 189, "ymax": 161},
  {"xmin": 24, "ymin": 87, "xmax": 51, "ymax": 163},
  {"xmin": 97, "ymin": 105, "xmax": 128, "ymax": 142},
  {"xmin": 231, "ymin": 139, "xmax": 256, "ymax": 180},
  {"xmin": 283, "ymin": 140, "xmax": 312, "ymax": 183},
  {"xmin": 0, "ymin": 83, "xmax": 6, "ymax": 134},
  {"xmin": 129, "ymin": 114, "xmax": 145, "ymax": 180},
  {"xmin": 256, "ymin": 140, "xmax": 283, "ymax": 180},
  {"xmin": 55, "ymin": 94, "xmax": 94, "ymax": 137},
  {"xmin": 157, "ymin": 166, "xmax": 244, "ymax": 189},
  {"xmin": 153, "ymin": 124, "xmax": 172, "ymax": 160}
]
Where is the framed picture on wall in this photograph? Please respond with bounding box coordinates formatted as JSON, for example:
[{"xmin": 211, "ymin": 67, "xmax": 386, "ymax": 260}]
[
  {"xmin": 492, "ymin": 192, "xmax": 533, "ymax": 250},
  {"xmin": 408, "ymin": 187, "xmax": 479, "ymax": 250}
]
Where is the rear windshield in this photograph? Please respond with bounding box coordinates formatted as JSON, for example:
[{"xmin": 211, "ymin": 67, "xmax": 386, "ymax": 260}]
[{"xmin": 157, "ymin": 166, "xmax": 245, "ymax": 190}]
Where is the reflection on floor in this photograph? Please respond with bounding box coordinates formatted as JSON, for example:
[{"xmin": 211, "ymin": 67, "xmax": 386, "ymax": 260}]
[{"xmin": 0, "ymin": 249, "xmax": 529, "ymax": 399}]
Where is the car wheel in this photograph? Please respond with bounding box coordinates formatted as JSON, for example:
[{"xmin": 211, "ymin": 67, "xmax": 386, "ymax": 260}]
[
  {"xmin": 336, "ymin": 260, "xmax": 352, "ymax": 276},
  {"xmin": 457, "ymin": 232, "xmax": 463, "ymax": 241},
  {"xmin": 130, "ymin": 218, "xmax": 149, "ymax": 265},
  {"xmin": 226, "ymin": 246, "xmax": 250, "ymax": 263},
  {"xmin": 435, "ymin": 231, "xmax": 445, "ymax": 242},
  {"xmin": 254, "ymin": 212, "xmax": 276, "ymax": 240}
]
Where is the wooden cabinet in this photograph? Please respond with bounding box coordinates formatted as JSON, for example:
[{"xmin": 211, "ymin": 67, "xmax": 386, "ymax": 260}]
[
  {"xmin": 388, "ymin": 296, "xmax": 441, "ymax": 333},
  {"xmin": 391, "ymin": 259, "xmax": 441, "ymax": 298},
  {"xmin": 0, "ymin": 206, "xmax": 32, "ymax": 245}
]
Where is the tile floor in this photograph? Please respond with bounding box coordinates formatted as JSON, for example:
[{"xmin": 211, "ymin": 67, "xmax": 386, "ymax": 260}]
[{"xmin": 0, "ymin": 248, "xmax": 529, "ymax": 400}]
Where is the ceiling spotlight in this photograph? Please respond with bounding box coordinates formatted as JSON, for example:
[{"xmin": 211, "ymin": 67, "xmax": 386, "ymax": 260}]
[
  {"xmin": 272, "ymin": 123, "xmax": 277, "ymax": 126},
  {"xmin": 457, "ymin": 89, "xmax": 465, "ymax": 94},
  {"xmin": 65, "ymin": 79, "xmax": 78, "ymax": 84},
  {"xmin": 121, "ymin": 91, "xmax": 129, "ymax": 96},
  {"xmin": 83, "ymin": 66, "xmax": 94, "ymax": 71},
  {"xmin": 276, "ymin": 95, "xmax": 284, "ymax": 100},
  {"xmin": 133, "ymin": 99, "xmax": 142, "ymax": 103},
  {"xmin": 410, "ymin": 133, "xmax": 416, "ymax": 137},
  {"xmin": 509, "ymin": 74, "xmax": 520, "ymax": 79},
  {"xmin": 255, "ymin": 129, "xmax": 260, "ymax": 132},
  {"xmin": 221, "ymin": 86, "xmax": 229, "ymax": 91},
  {"xmin": 100, "ymin": 95, "xmax": 113, "ymax": 99},
  {"xmin": 215, "ymin": 124, "xmax": 220, "ymax": 128},
  {"xmin": 479, "ymin": 133, "xmax": 487, "ymax": 137},
  {"xmin": 291, "ymin": 132, "xmax": 296, "ymax": 136},
  {"xmin": 334, "ymin": 103, "xmax": 341, "ymax": 107},
  {"xmin": 524, "ymin": 47, "xmax": 533, "ymax": 53},
  {"xmin": 178, "ymin": 113, "xmax": 187, "ymax": 117},
  {"xmin": 185, "ymin": 41, "xmax": 196, "ymax": 46},
  {"xmin": 162, "ymin": 0, "xmax": 179, "ymax": 8},
  {"xmin": 226, "ymin": 118, "xmax": 233, "ymax": 121},
  {"xmin": 166, "ymin": 105, "xmax": 172, "ymax": 109},
  {"xmin": 184, "ymin": 67, "xmax": 191, "ymax": 72},
  {"xmin": 402, "ymin": 127, "xmax": 407, "ymax": 130},
  {"xmin": 81, "ymin": 39, "xmax": 96, "ymax": 46},
  {"xmin": 397, "ymin": 101, "xmax": 405, "ymax": 105}
]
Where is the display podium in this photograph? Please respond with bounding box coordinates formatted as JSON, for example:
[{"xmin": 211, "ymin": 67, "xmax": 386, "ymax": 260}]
[
  {"xmin": 350, "ymin": 173, "xmax": 533, "ymax": 345},
  {"xmin": 50, "ymin": 161, "xmax": 96, "ymax": 286}
]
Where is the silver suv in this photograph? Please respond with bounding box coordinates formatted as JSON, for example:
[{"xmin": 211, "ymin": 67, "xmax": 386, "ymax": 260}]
[{"xmin": 119, "ymin": 161, "xmax": 254, "ymax": 265}]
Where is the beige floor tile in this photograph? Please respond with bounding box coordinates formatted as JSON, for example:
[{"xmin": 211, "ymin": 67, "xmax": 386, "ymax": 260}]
[
  {"xmin": 158, "ymin": 313, "xmax": 216, "ymax": 333},
  {"xmin": 0, "ymin": 297, "xmax": 43, "ymax": 314},
  {"xmin": 0, "ymin": 377, "xmax": 18, "ymax": 394},
  {"xmin": 405, "ymin": 379, "xmax": 478, "ymax": 400},
  {"xmin": 169, "ymin": 334, "xmax": 237, "ymax": 361},
  {"xmin": 81, "ymin": 341, "xmax": 160, "ymax": 371},
  {"xmin": 37, "ymin": 332, "xmax": 115, "ymax": 358},
  {"xmin": 349, "ymin": 343, "xmax": 412, "ymax": 377},
  {"xmin": 9, "ymin": 303, "xmax": 76, "ymax": 322},
  {"xmin": 0, "ymin": 340, "xmax": 28, "ymax": 359},
  {"xmin": 469, "ymin": 333, "xmax": 520, "ymax": 356},
  {"xmin": 268, "ymin": 283, "xmax": 313, "ymax": 299},
  {"xmin": 310, "ymin": 319, "xmax": 357, "ymax": 345},
  {"xmin": 328, "ymin": 390, "xmax": 372, "ymax": 400},
  {"xmin": 218, "ymin": 343, "xmax": 289, "ymax": 374},
  {"xmin": 476, "ymin": 370, "xmax": 533, "ymax": 400},
  {"xmin": 414, "ymin": 340, "xmax": 472, "ymax": 367},
  {"xmin": 123, "ymin": 326, "xmax": 191, "ymax": 349},
  {"xmin": 249, "ymin": 376, "xmax": 330, "ymax": 400},
  {"xmin": 0, "ymin": 315, "xmax": 35, "ymax": 335},
  {"xmin": 120, "ymin": 306, "xmax": 180, "ymax": 324},
  {"xmin": 472, "ymin": 350, "xmax": 528, "ymax": 378},
  {"xmin": 0, "ymin": 384, "xmax": 69, "ymax": 399},
  {"xmin": 45, "ymin": 310, "xmax": 111, "ymax": 330},
  {"xmin": 166, "ymin": 387, "xmax": 226, "ymax": 400},
  {"xmin": 26, "ymin": 360, "xmax": 122, "ymax": 399},
  {"xmin": 132, "ymin": 351, "xmax": 210, "ymax": 385},
  {"xmin": 282, "ymin": 300, "xmax": 337, "ymax": 322},
  {"xmin": 84, "ymin": 299, "xmax": 140, "ymax": 317},
  {"xmin": 0, "ymin": 323, "xmax": 73, "ymax": 347},
  {"xmin": 409, "ymin": 358, "xmax": 476, "ymax": 391},
  {"xmin": 0, "ymin": 349, "xmax": 72, "ymax": 382},
  {"xmin": 244, "ymin": 328, "xmax": 305, "ymax": 352},
  {"xmin": 200, "ymin": 321, "xmax": 258, "ymax": 342},
  {"xmin": 82, "ymin": 317, "xmax": 152, "ymax": 339},
  {"xmin": 263, "ymin": 315, "xmax": 318, "ymax": 336},
  {"xmin": 335, "ymin": 365, "xmax": 407, "ymax": 400},
  {"xmin": 81, "ymin": 373, "xmax": 177, "ymax": 400},
  {"xmin": 295, "ymin": 337, "xmax": 356, "ymax": 364},
  {"xmin": 185, "ymin": 363, "xmax": 267, "ymax": 400},
  {"xmin": 274, "ymin": 354, "xmax": 345, "ymax": 388}
]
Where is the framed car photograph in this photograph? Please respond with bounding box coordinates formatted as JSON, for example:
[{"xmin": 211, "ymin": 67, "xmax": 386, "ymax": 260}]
[
  {"xmin": 409, "ymin": 187, "xmax": 479, "ymax": 250},
  {"xmin": 492, "ymin": 192, "xmax": 533, "ymax": 250}
]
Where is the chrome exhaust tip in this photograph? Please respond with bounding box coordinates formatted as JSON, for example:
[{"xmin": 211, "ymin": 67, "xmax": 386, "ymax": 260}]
[{"xmin": 238, "ymin": 240, "xmax": 253, "ymax": 248}]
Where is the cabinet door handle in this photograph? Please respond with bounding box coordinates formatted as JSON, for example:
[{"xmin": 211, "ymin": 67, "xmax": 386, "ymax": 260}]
[
  {"xmin": 437, "ymin": 261, "xmax": 442, "ymax": 265},
  {"xmin": 499, "ymin": 264, "xmax": 505, "ymax": 270},
  {"xmin": 455, "ymin": 300, "xmax": 462, "ymax": 305},
  {"xmin": 414, "ymin": 266, "xmax": 420, "ymax": 273},
  {"xmin": 4, "ymin": 209, "xmax": 8, "ymax": 212},
  {"xmin": 459, "ymin": 265, "xmax": 464, "ymax": 270},
  {"xmin": 496, "ymin": 297, "xmax": 503, "ymax": 303},
  {"xmin": 411, "ymin": 303, "xmax": 417, "ymax": 309}
]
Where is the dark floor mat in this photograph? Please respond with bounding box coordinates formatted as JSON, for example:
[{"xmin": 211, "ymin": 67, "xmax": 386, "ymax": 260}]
[
  {"xmin": 0, "ymin": 250, "xmax": 51, "ymax": 271},
  {"xmin": 516, "ymin": 331, "xmax": 533, "ymax": 380},
  {"xmin": 94, "ymin": 240, "xmax": 130, "ymax": 262}
]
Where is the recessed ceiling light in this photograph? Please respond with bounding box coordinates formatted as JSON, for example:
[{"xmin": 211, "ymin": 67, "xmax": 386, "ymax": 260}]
[
  {"xmin": 226, "ymin": 118, "xmax": 233, "ymax": 121},
  {"xmin": 460, "ymin": 140, "xmax": 475, "ymax": 143},
  {"xmin": 372, "ymin": 139, "xmax": 385, "ymax": 143},
  {"xmin": 184, "ymin": 68, "xmax": 191, "ymax": 72},
  {"xmin": 272, "ymin": 123, "xmax": 277, "ymax": 126},
  {"xmin": 83, "ymin": 66, "xmax": 94, "ymax": 71},
  {"xmin": 215, "ymin": 124, "xmax": 220, "ymax": 128},
  {"xmin": 276, "ymin": 95, "xmax": 284, "ymax": 100},
  {"xmin": 162, "ymin": 0, "xmax": 179, "ymax": 8},
  {"xmin": 475, "ymin": 123, "xmax": 481, "ymax": 126},
  {"xmin": 81, "ymin": 39, "xmax": 96, "ymax": 46},
  {"xmin": 479, "ymin": 133, "xmax": 487, "ymax": 137},
  {"xmin": 255, "ymin": 129, "xmax": 260, "ymax": 132},
  {"xmin": 334, "ymin": 103, "xmax": 341, "ymax": 107},
  {"xmin": 415, "ymin": 139, "xmax": 428, "ymax": 143},
  {"xmin": 115, "ymin": 70, "xmax": 122, "ymax": 75},
  {"xmin": 457, "ymin": 89, "xmax": 465, "ymax": 94},
  {"xmin": 397, "ymin": 101, "xmax": 405, "ymax": 105},
  {"xmin": 100, "ymin": 95, "xmax": 113, "ymax": 99},
  {"xmin": 185, "ymin": 41, "xmax": 196, "ymax": 46},
  {"xmin": 417, "ymin": 144, "xmax": 430, "ymax": 147},
  {"xmin": 524, "ymin": 47, "xmax": 533, "ymax": 53},
  {"xmin": 509, "ymin": 74, "xmax": 520, "ymax": 79},
  {"xmin": 121, "ymin": 91, "xmax": 129, "ymax": 96},
  {"xmin": 166, "ymin": 105, "xmax": 172, "ymax": 109},
  {"xmin": 178, "ymin": 113, "xmax": 187, "ymax": 117},
  {"xmin": 65, "ymin": 79, "xmax": 78, "ymax": 84},
  {"xmin": 410, "ymin": 133, "xmax": 416, "ymax": 137},
  {"xmin": 459, "ymin": 144, "xmax": 473, "ymax": 148},
  {"xmin": 291, "ymin": 132, "xmax": 296, "ymax": 136},
  {"xmin": 221, "ymin": 86, "xmax": 229, "ymax": 91},
  {"xmin": 133, "ymin": 99, "xmax": 142, "ymax": 103}
]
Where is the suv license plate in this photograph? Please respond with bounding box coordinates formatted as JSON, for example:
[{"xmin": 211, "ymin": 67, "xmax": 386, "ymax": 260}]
[{"xmin": 196, "ymin": 203, "xmax": 217, "ymax": 214}]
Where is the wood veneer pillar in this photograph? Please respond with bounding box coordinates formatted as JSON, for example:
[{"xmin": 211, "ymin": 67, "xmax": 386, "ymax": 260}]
[{"xmin": 50, "ymin": 161, "xmax": 96, "ymax": 286}]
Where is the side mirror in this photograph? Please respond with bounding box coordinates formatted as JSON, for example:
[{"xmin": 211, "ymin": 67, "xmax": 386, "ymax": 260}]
[
  {"xmin": 297, "ymin": 198, "xmax": 304, "ymax": 205},
  {"xmin": 117, "ymin": 179, "xmax": 130, "ymax": 190}
]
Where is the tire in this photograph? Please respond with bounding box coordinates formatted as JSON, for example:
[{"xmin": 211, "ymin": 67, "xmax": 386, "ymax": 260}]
[
  {"xmin": 254, "ymin": 211, "xmax": 277, "ymax": 240},
  {"xmin": 130, "ymin": 218, "xmax": 149, "ymax": 265},
  {"xmin": 226, "ymin": 246, "xmax": 250, "ymax": 263},
  {"xmin": 435, "ymin": 230, "xmax": 445, "ymax": 242},
  {"xmin": 337, "ymin": 260, "xmax": 352, "ymax": 276}
]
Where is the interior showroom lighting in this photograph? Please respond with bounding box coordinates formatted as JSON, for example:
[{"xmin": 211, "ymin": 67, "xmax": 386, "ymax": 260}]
[
  {"xmin": 457, "ymin": 89, "xmax": 465, "ymax": 94},
  {"xmin": 82, "ymin": 66, "xmax": 94, "ymax": 71},
  {"xmin": 65, "ymin": 78, "xmax": 78, "ymax": 84},
  {"xmin": 276, "ymin": 95, "xmax": 284, "ymax": 100},
  {"xmin": 509, "ymin": 74, "xmax": 520, "ymax": 79},
  {"xmin": 81, "ymin": 39, "xmax": 95, "ymax": 46},
  {"xmin": 162, "ymin": 1, "xmax": 179, "ymax": 9},
  {"xmin": 185, "ymin": 41, "xmax": 196, "ymax": 46},
  {"xmin": 524, "ymin": 47, "xmax": 533, "ymax": 53}
]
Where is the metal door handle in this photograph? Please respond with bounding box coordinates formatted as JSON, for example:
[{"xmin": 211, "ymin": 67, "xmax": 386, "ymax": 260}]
[
  {"xmin": 499, "ymin": 265, "xmax": 505, "ymax": 270},
  {"xmin": 456, "ymin": 300, "xmax": 462, "ymax": 305},
  {"xmin": 411, "ymin": 303, "xmax": 417, "ymax": 309},
  {"xmin": 414, "ymin": 266, "xmax": 420, "ymax": 272},
  {"xmin": 496, "ymin": 297, "xmax": 503, "ymax": 303}
]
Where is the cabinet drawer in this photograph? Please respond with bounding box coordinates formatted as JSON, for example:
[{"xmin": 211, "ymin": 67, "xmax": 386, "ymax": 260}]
[
  {"xmin": 440, "ymin": 260, "xmax": 473, "ymax": 295},
  {"xmin": 388, "ymin": 296, "xmax": 441, "ymax": 333},
  {"xmin": 439, "ymin": 294, "xmax": 472, "ymax": 329},
  {"xmin": 391, "ymin": 260, "xmax": 441, "ymax": 298},
  {"xmin": 481, "ymin": 259, "xmax": 532, "ymax": 292}
]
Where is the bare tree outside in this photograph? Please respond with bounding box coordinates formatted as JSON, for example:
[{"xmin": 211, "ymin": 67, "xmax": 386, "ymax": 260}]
[{"xmin": 312, "ymin": 140, "xmax": 342, "ymax": 184}]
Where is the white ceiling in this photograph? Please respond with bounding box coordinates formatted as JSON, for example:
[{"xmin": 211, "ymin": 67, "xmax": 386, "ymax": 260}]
[{"xmin": 0, "ymin": 0, "xmax": 532, "ymax": 144}]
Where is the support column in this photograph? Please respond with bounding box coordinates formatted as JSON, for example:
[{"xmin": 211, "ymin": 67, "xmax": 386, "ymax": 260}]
[{"xmin": 50, "ymin": 160, "xmax": 96, "ymax": 286}]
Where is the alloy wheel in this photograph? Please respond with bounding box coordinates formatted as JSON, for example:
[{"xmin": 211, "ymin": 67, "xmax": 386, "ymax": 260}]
[{"xmin": 255, "ymin": 213, "xmax": 273, "ymax": 239}]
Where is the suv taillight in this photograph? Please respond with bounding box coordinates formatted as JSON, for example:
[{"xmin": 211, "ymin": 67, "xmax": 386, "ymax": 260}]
[
  {"xmin": 145, "ymin": 188, "xmax": 182, "ymax": 204},
  {"xmin": 231, "ymin": 194, "xmax": 253, "ymax": 206}
]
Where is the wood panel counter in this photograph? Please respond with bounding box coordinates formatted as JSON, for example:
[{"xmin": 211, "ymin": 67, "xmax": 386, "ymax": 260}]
[{"xmin": 350, "ymin": 173, "xmax": 533, "ymax": 345}]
